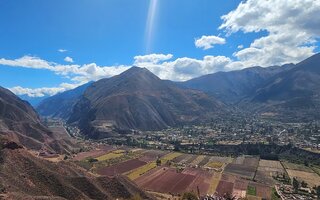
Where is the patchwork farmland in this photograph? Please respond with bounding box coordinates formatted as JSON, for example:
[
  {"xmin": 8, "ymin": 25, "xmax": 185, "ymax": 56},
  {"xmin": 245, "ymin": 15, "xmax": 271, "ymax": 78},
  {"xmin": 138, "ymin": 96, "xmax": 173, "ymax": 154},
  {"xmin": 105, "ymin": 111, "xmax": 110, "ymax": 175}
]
[{"xmin": 72, "ymin": 146, "xmax": 320, "ymax": 200}]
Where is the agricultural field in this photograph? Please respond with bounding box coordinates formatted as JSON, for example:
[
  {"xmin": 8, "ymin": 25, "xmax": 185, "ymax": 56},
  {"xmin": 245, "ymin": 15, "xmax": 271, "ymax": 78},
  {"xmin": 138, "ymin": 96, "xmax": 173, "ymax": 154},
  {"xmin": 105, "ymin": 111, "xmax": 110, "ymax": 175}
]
[
  {"xmin": 282, "ymin": 161, "xmax": 314, "ymax": 172},
  {"xmin": 73, "ymin": 145, "xmax": 114, "ymax": 161},
  {"xmin": 255, "ymin": 160, "xmax": 285, "ymax": 185},
  {"xmin": 190, "ymin": 155, "xmax": 205, "ymax": 166},
  {"xmin": 135, "ymin": 167, "xmax": 213, "ymax": 195},
  {"xmin": 72, "ymin": 145, "xmax": 320, "ymax": 199},
  {"xmin": 127, "ymin": 152, "xmax": 181, "ymax": 180},
  {"xmin": 205, "ymin": 161, "xmax": 224, "ymax": 170},
  {"xmin": 286, "ymin": 169, "xmax": 320, "ymax": 187},
  {"xmin": 96, "ymin": 150, "xmax": 125, "ymax": 161},
  {"xmin": 224, "ymin": 156, "xmax": 259, "ymax": 179},
  {"xmin": 96, "ymin": 158, "xmax": 147, "ymax": 176}
]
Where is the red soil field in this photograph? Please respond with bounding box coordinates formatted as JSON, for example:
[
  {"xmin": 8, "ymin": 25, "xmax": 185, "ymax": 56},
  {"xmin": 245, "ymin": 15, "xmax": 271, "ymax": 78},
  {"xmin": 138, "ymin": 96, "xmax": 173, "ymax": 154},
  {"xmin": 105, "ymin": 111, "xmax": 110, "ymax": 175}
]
[
  {"xmin": 136, "ymin": 167, "xmax": 196, "ymax": 194},
  {"xmin": 97, "ymin": 159, "xmax": 146, "ymax": 176},
  {"xmin": 216, "ymin": 180, "xmax": 234, "ymax": 196},
  {"xmin": 233, "ymin": 179, "xmax": 249, "ymax": 190},
  {"xmin": 73, "ymin": 145, "xmax": 114, "ymax": 161},
  {"xmin": 138, "ymin": 150, "xmax": 167, "ymax": 162},
  {"xmin": 183, "ymin": 168, "xmax": 213, "ymax": 195}
]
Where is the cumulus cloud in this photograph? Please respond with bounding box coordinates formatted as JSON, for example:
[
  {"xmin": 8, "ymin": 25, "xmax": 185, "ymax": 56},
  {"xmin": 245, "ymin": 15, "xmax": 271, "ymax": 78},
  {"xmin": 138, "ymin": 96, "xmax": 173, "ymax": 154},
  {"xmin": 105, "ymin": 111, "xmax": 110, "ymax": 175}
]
[
  {"xmin": 237, "ymin": 45, "xmax": 244, "ymax": 49},
  {"xmin": 64, "ymin": 56, "xmax": 74, "ymax": 63},
  {"xmin": 58, "ymin": 49, "xmax": 67, "ymax": 53},
  {"xmin": 220, "ymin": 0, "xmax": 320, "ymax": 67},
  {"xmin": 134, "ymin": 54, "xmax": 173, "ymax": 64},
  {"xmin": 9, "ymin": 83, "xmax": 79, "ymax": 97},
  {"xmin": 195, "ymin": 35, "xmax": 226, "ymax": 50}
]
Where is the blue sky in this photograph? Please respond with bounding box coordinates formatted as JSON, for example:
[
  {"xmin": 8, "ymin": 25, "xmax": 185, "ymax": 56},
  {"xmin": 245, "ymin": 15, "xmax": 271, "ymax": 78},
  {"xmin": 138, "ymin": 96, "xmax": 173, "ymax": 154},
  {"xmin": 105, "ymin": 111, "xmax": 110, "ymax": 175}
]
[{"xmin": 0, "ymin": 0, "xmax": 319, "ymax": 97}]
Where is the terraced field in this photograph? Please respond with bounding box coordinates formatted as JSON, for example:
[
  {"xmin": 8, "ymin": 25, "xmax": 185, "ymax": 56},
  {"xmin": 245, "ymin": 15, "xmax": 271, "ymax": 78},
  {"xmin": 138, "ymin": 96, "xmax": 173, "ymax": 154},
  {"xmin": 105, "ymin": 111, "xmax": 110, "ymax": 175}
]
[{"xmin": 96, "ymin": 150, "xmax": 125, "ymax": 161}]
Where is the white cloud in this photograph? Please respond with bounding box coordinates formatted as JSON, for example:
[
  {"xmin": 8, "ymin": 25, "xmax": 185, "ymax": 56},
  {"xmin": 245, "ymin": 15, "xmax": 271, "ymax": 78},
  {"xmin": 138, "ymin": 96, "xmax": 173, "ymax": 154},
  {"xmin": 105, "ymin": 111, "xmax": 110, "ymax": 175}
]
[
  {"xmin": 220, "ymin": 0, "xmax": 320, "ymax": 67},
  {"xmin": 237, "ymin": 45, "xmax": 244, "ymax": 49},
  {"xmin": 58, "ymin": 49, "xmax": 67, "ymax": 53},
  {"xmin": 134, "ymin": 54, "xmax": 173, "ymax": 64},
  {"xmin": 195, "ymin": 35, "xmax": 226, "ymax": 50},
  {"xmin": 64, "ymin": 56, "xmax": 74, "ymax": 63},
  {"xmin": 135, "ymin": 55, "xmax": 232, "ymax": 81},
  {"xmin": 9, "ymin": 83, "xmax": 79, "ymax": 97}
]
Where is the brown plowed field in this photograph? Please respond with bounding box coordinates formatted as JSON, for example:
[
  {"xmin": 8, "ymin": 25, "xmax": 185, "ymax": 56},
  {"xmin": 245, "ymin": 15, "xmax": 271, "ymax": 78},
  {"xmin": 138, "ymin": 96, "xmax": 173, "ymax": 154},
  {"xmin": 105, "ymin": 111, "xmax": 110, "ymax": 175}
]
[
  {"xmin": 97, "ymin": 159, "xmax": 146, "ymax": 176},
  {"xmin": 224, "ymin": 163, "xmax": 256, "ymax": 179},
  {"xmin": 73, "ymin": 146, "xmax": 114, "ymax": 161},
  {"xmin": 136, "ymin": 167, "xmax": 196, "ymax": 194},
  {"xmin": 216, "ymin": 180, "xmax": 234, "ymax": 196},
  {"xmin": 139, "ymin": 150, "xmax": 167, "ymax": 162},
  {"xmin": 183, "ymin": 168, "xmax": 213, "ymax": 195}
]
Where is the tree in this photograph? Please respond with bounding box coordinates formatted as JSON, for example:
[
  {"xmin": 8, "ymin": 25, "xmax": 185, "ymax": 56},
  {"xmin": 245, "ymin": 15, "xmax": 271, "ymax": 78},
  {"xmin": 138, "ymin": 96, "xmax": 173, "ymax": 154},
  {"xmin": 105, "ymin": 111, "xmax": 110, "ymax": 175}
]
[
  {"xmin": 292, "ymin": 178, "xmax": 300, "ymax": 191},
  {"xmin": 156, "ymin": 158, "xmax": 161, "ymax": 166},
  {"xmin": 182, "ymin": 192, "xmax": 198, "ymax": 200}
]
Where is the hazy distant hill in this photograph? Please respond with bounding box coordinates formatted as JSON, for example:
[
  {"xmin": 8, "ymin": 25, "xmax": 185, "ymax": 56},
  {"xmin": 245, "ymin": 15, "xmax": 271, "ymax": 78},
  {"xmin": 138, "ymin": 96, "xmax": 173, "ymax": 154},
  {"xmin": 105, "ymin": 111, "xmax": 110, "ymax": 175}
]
[
  {"xmin": 182, "ymin": 64, "xmax": 295, "ymax": 104},
  {"xmin": 68, "ymin": 67, "xmax": 225, "ymax": 138},
  {"xmin": 37, "ymin": 82, "xmax": 92, "ymax": 120},
  {"xmin": 18, "ymin": 94, "xmax": 48, "ymax": 107},
  {"xmin": 246, "ymin": 53, "xmax": 320, "ymax": 121}
]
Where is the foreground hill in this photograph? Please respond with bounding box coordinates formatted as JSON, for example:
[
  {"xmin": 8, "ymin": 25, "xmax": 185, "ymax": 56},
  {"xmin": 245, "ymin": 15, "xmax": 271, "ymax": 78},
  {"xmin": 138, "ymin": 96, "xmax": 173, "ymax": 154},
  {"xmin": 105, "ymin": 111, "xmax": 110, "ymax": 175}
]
[
  {"xmin": 37, "ymin": 82, "xmax": 92, "ymax": 120},
  {"xmin": 0, "ymin": 87, "xmax": 74, "ymax": 153},
  {"xmin": 68, "ymin": 67, "xmax": 225, "ymax": 138},
  {"xmin": 0, "ymin": 138, "xmax": 153, "ymax": 200}
]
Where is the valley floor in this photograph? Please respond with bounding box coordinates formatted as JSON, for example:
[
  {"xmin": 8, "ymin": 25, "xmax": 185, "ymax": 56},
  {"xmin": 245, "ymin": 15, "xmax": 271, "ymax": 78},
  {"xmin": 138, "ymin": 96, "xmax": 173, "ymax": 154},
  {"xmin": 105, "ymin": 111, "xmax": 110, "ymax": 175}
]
[{"xmin": 66, "ymin": 143, "xmax": 320, "ymax": 200}]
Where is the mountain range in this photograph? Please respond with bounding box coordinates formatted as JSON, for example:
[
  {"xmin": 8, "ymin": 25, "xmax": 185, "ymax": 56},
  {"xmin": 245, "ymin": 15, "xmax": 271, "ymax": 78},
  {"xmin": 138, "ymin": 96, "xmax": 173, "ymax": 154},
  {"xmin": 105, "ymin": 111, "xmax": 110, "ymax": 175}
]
[{"xmin": 35, "ymin": 53, "xmax": 320, "ymax": 137}]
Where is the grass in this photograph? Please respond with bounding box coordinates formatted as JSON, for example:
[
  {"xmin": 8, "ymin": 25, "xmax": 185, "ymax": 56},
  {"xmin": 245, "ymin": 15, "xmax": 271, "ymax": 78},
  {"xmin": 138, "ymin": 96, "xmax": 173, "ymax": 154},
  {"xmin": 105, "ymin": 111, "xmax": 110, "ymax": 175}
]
[
  {"xmin": 247, "ymin": 185, "xmax": 257, "ymax": 196},
  {"xmin": 96, "ymin": 150, "xmax": 125, "ymax": 161},
  {"xmin": 126, "ymin": 152, "xmax": 182, "ymax": 180},
  {"xmin": 206, "ymin": 161, "xmax": 223, "ymax": 169},
  {"xmin": 271, "ymin": 188, "xmax": 281, "ymax": 200}
]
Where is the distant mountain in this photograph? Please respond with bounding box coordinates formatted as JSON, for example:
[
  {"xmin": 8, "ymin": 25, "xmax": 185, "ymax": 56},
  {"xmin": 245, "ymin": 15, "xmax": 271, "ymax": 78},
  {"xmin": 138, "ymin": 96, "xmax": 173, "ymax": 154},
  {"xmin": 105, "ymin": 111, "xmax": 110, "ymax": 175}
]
[
  {"xmin": 182, "ymin": 64, "xmax": 295, "ymax": 104},
  {"xmin": 18, "ymin": 94, "xmax": 48, "ymax": 107},
  {"xmin": 0, "ymin": 137, "xmax": 153, "ymax": 200},
  {"xmin": 37, "ymin": 82, "xmax": 92, "ymax": 120},
  {"xmin": 246, "ymin": 53, "xmax": 320, "ymax": 121},
  {"xmin": 68, "ymin": 67, "xmax": 226, "ymax": 138},
  {"xmin": 0, "ymin": 86, "xmax": 74, "ymax": 153}
]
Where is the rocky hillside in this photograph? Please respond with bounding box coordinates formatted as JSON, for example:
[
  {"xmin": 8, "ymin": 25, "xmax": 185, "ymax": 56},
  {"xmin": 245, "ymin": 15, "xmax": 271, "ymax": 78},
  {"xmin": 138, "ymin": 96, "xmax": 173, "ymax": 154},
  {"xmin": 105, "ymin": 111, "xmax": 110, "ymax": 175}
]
[
  {"xmin": 0, "ymin": 87, "xmax": 74, "ymax": 153},
  {"xmin": 0, "ymin": 138, "xmax": 153, "ymax": 200},
  {"xmin": 68, "ymin": 67, "xmax": 226, "ymax": 138}
]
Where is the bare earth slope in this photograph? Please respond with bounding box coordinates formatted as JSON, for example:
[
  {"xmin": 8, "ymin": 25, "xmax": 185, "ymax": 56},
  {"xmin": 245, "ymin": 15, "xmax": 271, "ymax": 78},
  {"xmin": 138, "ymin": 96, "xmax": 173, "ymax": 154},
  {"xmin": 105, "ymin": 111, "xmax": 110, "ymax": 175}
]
[
  {"xmin": 0, "ymin": 138, "xmax": 153, "ymax": 200},
  {"xmin": 68, "ymin": 67, "xmax": 226, "ymax": 138}
]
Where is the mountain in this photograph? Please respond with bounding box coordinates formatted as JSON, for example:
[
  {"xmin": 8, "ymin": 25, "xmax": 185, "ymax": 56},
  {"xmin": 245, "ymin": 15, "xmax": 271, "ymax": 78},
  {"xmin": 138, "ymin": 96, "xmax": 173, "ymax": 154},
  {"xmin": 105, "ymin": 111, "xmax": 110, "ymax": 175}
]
[
  {"xmin": 0, "ymin": 86, "xmax": 74, "ymax": 153},
  {"xmin": 37, "ymin": 82, "xmax": 92, "ymax": 120},
  {"xmin": 68, "ymin": 67, "xmax": 226, "ymax": 138},
  {"xmin": 18, "ymin": 94, "xmax": 48, "ymax": 107},
  {"xmin": 246, "ymin": 53, "xmax": 320, "ymax": 121},
  {"xmin": 0, "ymin": 137, "xmax": 153, "ymax": 200},
  {"xmin": 182, "ymin": 64, "xmax": 295, "ymax": 104}
]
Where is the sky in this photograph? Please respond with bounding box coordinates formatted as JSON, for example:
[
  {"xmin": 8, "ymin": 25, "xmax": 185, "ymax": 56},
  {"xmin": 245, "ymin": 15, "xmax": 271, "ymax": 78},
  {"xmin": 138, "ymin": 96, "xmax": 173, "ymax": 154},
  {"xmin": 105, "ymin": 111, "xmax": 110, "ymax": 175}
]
[{"xmin": 0, "ymin": 0, "xmax": 319, "ymax": 97}]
